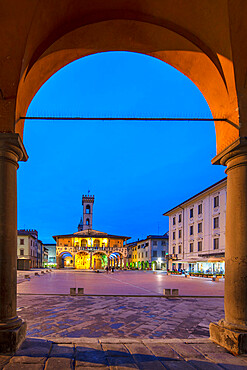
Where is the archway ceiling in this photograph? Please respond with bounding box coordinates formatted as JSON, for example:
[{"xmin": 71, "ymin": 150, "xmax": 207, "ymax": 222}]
[{"xmin": 1, "ymin": 0, "xmax": 246, "ymax": 155}]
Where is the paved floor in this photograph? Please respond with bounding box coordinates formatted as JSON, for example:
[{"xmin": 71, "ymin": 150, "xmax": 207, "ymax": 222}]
[
  {"xmin": 17, "ymin": 270, "xmax": 225, "ymax": 296},
  {"xmin": 17, "ymin": 295, "xmax": 224, "ymax": 339},
  {"xmin": 1, "ymin": 337, "xmax": 247, "ymax": 369},
  {"xmin": 12, "ymin": 270, "xmax": 234, "ymax": 368}
]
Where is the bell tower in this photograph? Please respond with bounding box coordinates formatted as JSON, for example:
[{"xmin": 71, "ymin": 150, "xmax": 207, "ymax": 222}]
[{"xmin": 82, "ymin": 194, "xmax": 94, "ymax": 230}]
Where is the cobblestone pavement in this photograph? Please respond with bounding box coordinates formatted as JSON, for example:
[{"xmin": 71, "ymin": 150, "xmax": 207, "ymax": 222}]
[
  {"xmin": 17, "ymin": 295, "xmax": 224, "ymax": 339},
  {"xmin": 1, "ymin": 337, "xmax": 247, "ymax": 369}
]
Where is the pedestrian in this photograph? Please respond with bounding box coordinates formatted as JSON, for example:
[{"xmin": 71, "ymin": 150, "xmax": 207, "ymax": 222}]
[
  {"xmin": 106, "ymin": 266, "xmax": 109, "ymax": 274},
  {"xmin": 112, "ymin": 266, "xmax": 114, "ymax": 273}
]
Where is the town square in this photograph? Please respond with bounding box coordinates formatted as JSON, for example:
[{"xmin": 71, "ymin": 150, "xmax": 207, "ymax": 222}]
[{"xmin": 2, "ymin": 1, "xmax": 247, "ymax": 369}]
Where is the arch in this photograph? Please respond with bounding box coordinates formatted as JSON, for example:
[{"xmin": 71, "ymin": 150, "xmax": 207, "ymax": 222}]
[
  {"xmin": 81, "ymin": 239, "xmax": 87, "ymax": 248},
  {"xmin": 86, "ymin": 205, "xmax": 90, "ymax": 214},
  {"xmin": 16, "ymin": 17, "xmax": 239, "ymax": 155},
  {"xmin": 86, "ymin": 218, "xmax": 90, "ymax": 226},
  {"xmin": 92, "ymin": 251, "xmax": 107, "ymax": 270},
  {"xmin": 93, "ymin": 239, "xmax": 100, "ymax": 249},
  {"xmin": 75, "ymin": 251, "xmax": 90, "ymax": 269},
  {"xmin": 58, "ymin": 251, "xmax": 73, "ymax": 269}
]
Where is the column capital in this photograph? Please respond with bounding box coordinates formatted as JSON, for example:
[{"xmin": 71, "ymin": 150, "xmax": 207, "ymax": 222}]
[
  {"xmin": 212, "ymin": 137, "xmax": 247, "ymax": 170},
  {"xmin": 0, "ymin": 133, "xmax": 28, "ymax": 162}
]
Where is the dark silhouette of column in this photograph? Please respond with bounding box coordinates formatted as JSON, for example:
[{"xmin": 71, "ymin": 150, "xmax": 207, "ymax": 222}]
[{"xmin": 0, "ymin": 133, "xmax": 28, "ymax": 352}]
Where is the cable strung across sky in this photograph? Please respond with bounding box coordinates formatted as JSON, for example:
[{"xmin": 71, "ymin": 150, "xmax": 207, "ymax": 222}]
[{"xmin": 20, "ymin": 116, "xmax": 237, "ymax": 126}]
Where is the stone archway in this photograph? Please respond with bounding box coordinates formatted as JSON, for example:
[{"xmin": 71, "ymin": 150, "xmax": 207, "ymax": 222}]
[
  {"xmin": 1, "ymin": 1, "xmax": 247, "ymax": 354},
  {"xmin": 57, "ymin": 251, "xmax": 73, "ymax": 269},
  {"xmin": 75, "ymin": 251, "xmax": 90, "ymax": 269},
  {"xmin": 92, "ymin": 252, "xmax": 107, "ymax": 270}
]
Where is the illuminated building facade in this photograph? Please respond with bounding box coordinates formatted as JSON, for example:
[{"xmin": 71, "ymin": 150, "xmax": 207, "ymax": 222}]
[
  {"xmin": 127, "ymin": 233, "xmax": 169, "ymax": 270},
  {"xmin": 54, "ymin": 194, "xmax": 130, "ymax": 269},
  {"xmin": 17, "ymin": 229, "xmax": 43, "ymax": 269},
  {"xmin": 164, "ymin": 178, "xmax": 226, "ymax": 273}
]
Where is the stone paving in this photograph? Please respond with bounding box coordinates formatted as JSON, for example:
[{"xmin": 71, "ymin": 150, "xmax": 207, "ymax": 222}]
[
  {"xmin": 1, "ymin": 337, "xmax": 247, "ymax": 369},
  {"xmin": 17, "ymin": 295, "xmax": 224, "ymax": 339},
  {"xmin": 11, "ymin": 270, "xmax": 236, "ymax": 368},
  {"xmin": 17, "ymin": 269, "xmax": 225, "ymax": 296}
]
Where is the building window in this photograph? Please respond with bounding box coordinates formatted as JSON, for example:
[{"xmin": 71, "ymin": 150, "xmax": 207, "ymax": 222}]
[
  {"xmin": 138, "ymin": 245, "xmax": 140, "ymax": 249},
  {"xmin": 142, "ymin": 252, "xmax": 143, "ymax": 258},
  {"xmin": 190, "ymin": 243, "xmax": 193, "ymax": 252},
  {"xmin": 173, "ymin": 217, "xmax": 176, "ymax": 225},
  {"xmin": 94, "ymin": 239, "xmax": 100, "ymax": 248},
  {"xmin": 161, "ymin": 251, "xmax": 166, "ymax": 257},
  {"xmin": 173, "ymin": 247, "xmax": 175, "ymax": 254},
  {"xmin": 213, "ymin": 238, "xmax": 219, "ymax": 249},
  {"xmin": 213, "ymin": 217, "xmax": 219, "ymax": 229},
  {"xmin": 214, "ymin": 196, "xmax": 219, "ymax": 208},
  {"xmin": 86, "ymin": 205, "xmax": 90, "ymax": 214},
  {"xmin": 86, "ymin": 218, "xmax": 90, "ymax": 225},
  {"xmin": 31, "ymin": 240, "xmax": 32, "ymax": 246},
  {"xmin": 20, "ymin": 239, "xmax": 24, "ymax": 245},
  {"xmin": 190, "ymin": 225, "xmax": 193, "ymax": 235},
  {"xmin": 153, "ymin": 251, "xmax": 157, "ymax": 257},
  {"xmin": 178, "ymin": 230, "xmax": 182, "ymax": 238},
  {"xmin": 198, "ymin": 223, "xmax": 202, "ymax": 233},
  {"xmin": 153, "ymin": 241, "xmax": 157, "ymax": 246},
  {"xmin": 178, "ymin": 245, "xmax": 182, "ymax": 254},
  {"xmin": 198, "ymin": 204, "xmax": 202, "ymax": 215},
  {"xmin": 173, "ymin": 232, "xmax": 176, "ymax": 240},
  {"xmin": 161, "ymin": 241, "xmax": 166, "ymax": 246},
  {"xmin": 20, "ymin": 249, "xmax": 24, "ymax": 256},
  {"xmin": 178, "ymin": 214, "xmax": 182, "ymax": 223},
  {"xmin": 198, "ymin": 241, "xmax": 202, "ymax": 252},
  {"xmin": 146, "ymin": 252, "xmax": 148, "ymax": 257},
  {"xmin": 190, "ymin": 208, "xmax": 194, "ymax": 218}
]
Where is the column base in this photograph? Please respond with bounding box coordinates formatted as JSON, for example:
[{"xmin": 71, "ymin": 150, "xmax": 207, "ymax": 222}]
[
  {"xmin": 210, "ymin": 320, "xmax": 247, "ymax": 355},
  {"xmin": 0, "ymin": 319, "xmax": 27, "ymax": 354}
]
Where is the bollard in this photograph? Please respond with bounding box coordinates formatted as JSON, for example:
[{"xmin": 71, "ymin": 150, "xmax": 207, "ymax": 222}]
[
  {"xmin": 185, "ymin": 274, "xmax": 189, "ymax": 278},
  {"xmin": 35, "ymin": 272, "xmax": 39, "ymax": 276},
  {"xmin": 24, "ymin": 275, "xmax": 30, "ymax": 279},
  {"xmin": 46, "ymin": 270, "xmax": 49, "ymax": 273},
  {"xmin": 78, "ymin": 288, "xmax": 84, "ymax": 296},
  {"xmin": 41, "ymin": 271, "xmax": 45, "ymax": 274},
  {"xmin": 70, "ymin": 288, "xmax": 76, "ymax": 296},
  {"xmin": 163, "ymin": 288, "xmax": 171, "ymax": 296},
  {"xmin": 172, "ymin": 289, "xmax": 179, "ymax": 296}
]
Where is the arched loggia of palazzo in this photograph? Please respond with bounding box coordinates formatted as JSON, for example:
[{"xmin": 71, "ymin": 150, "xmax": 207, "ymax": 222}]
[
  {"xmin": 57, "ymin": 251, "xmax": 74, "ymax": 269},
  {"xmin": 92, "ymin": 252, "xmax": 108, "ymax": 270},
  {"xmin": 75, "ymin": 251, "xmax": 90, "ymax": 270},
  {"xmin": 109, "ymin": 252, "xmax": 125, "ymax": 269},
  {"xmin": 1, "ymin": 1, "xmax": 247, "ymax": 354}
]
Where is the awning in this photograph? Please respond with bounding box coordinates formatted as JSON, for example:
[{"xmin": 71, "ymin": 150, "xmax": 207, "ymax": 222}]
[{"xmin": 207, "ymin": 257, "xmax": 225, "ymax": 262}]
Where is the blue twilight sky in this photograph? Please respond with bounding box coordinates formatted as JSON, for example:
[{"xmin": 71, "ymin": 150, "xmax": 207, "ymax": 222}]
[{"xmin": 17, "ymin": 51, "xmax": 226, "ymax": 243}]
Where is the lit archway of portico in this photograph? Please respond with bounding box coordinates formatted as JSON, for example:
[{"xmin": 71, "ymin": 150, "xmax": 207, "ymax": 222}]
[
  {"xmin": 92, "ymin": 252, "xmax": 107, "ymax": 270},
  {"xmin": 75, "ymin": 251, "xmax": 90, "ymax": 270},
  {"xmin": 109, "ymin": 252, "xmax": 124, "ymax": 269},
  {"xmin": 58, "ymin": 251, "xmax": 73, "ymax": 269}
]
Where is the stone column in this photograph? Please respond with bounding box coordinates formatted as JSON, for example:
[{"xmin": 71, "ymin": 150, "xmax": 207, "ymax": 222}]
[
  {"xmin": 90, "ymin": 252, "xmax": 92, "ymax": 269},
  {"xmin": 0, "ymin": 133, "xmax": 28, "ymax": 353},
  {"xmin": 210, "ymin": 138, "xmax": 247, "ymax": 355}
]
